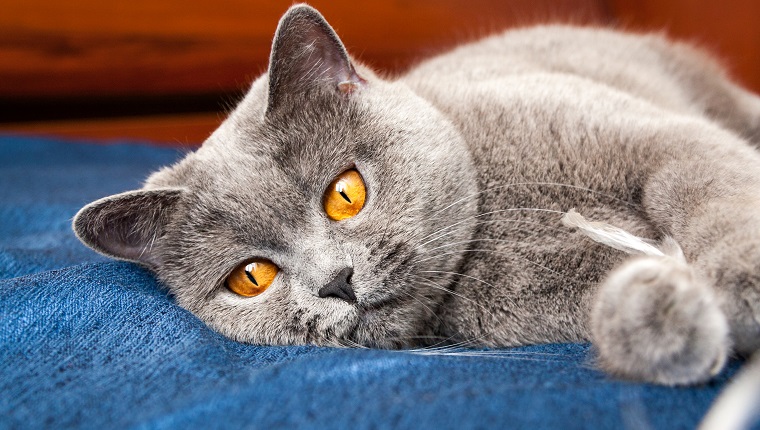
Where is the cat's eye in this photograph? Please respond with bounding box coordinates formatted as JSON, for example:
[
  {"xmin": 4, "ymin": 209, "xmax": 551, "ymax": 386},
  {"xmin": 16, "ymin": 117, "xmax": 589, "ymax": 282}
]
[
  {"xmin": 226, "ymin": 259, "xmax": 279, "ymax": 297},
  {"xmin": 324, "ymin": 169, "xmax": 366, "ymax": 221}
]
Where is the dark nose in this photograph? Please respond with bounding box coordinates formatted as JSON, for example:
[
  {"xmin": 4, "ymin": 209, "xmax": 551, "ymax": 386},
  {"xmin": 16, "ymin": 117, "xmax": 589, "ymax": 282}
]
[{"xmin": 318, "ymin": 267, "xmax": 356, "ymax": 303}]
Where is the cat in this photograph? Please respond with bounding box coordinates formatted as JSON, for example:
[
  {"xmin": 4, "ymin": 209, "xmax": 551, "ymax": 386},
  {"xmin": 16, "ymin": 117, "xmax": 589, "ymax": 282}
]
[{"xmin": 73, "ymin": 4, "xmax": 760, "ymax": 387}]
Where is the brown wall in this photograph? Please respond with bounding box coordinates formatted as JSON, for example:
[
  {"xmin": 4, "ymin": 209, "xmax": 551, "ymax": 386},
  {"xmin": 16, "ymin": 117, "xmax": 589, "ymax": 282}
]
[
  {"xmin": 610, "ymin": 0, "xmax": 760, "ymax": 92},
  {"xmin": 1, "ymin": 0, "xmax": 758, "ymax": 143},
  {"xmin": 0, "ymin": 0, "xmax": 608, "ymax": 99}
]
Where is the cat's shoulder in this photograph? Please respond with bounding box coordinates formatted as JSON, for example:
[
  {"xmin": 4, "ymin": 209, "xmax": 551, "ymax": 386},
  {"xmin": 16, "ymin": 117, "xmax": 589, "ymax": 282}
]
[{"xmin": 401, "ymin": 24, "xmax": 727, "ymax": 119}]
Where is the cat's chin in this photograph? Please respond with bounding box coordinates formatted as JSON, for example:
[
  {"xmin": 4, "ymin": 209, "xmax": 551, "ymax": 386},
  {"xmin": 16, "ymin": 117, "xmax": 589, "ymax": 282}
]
[{"xmin": 340, "ymin": 301, "xmax": 437, "ymax": 349}]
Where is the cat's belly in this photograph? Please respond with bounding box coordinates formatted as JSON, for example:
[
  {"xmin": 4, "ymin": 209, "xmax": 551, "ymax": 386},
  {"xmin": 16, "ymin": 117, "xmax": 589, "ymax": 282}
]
[
  {"xmin": 436, "ymin": 198, "xmax": 651, "ymax": 346},
  {"xmin": 419, "ymin": 74, "xmax": 673, "ymax": 346}
]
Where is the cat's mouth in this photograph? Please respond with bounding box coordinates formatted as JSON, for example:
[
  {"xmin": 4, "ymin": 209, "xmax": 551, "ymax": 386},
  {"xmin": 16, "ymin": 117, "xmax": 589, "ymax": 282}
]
[
  {"xmin": 357, "ymin": 294, "xmax": 403, "ymax": 318},
  {"xmin": 346, "ymin": 294, "xmax": 424, "ymax": 349}
]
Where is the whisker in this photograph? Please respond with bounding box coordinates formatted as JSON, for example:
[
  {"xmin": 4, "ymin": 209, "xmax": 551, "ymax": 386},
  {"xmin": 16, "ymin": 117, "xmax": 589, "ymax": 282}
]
[
  {"xmin": 414, "ymin": 218, "xmax": 568, "ymax": 256},
  {"xmin": 408, "ymin": 277, "xmax": 526, "ymax": 351},
  {"xmin": 415, "ymin": 248, "xmax": 595, "ymax": 286},
  {"xmin": 426, "ymin": 181, "xmax": 635, "ymax": 220},
  {"xmin": 411, "ymin": 275, "xmax": 483, "ymax": 308},
  {"xmin": 337, "ymin": 183, "xmax": 619, "ymax": 363},
  {"xmin": 395, "ymin": 288, "xmax": 444, "ymax": 326},
  {"xmin": 415, "ymin": 207, "xmax": 566, "ymax": 248},
  {"xmin": 417, "ymin": 236, "xmax": 549, "ymax": 257},
  {"xmin": 344, "ymin": 339, "xmax": 370, "ymax": 349},
  {"xmin": 404, "ymin": 335, "xmax": 485, "ymax": 352},
  {"xmin": 418, "ymin": 270, "xmax": 499, "ymax": 290},
  {"xmin": 404, "ymin": 350, "xmax": 572, "ymax": 363},
  {"xmin": 348, "ymin": 331, "xmax": 584, "ymax": 362}
]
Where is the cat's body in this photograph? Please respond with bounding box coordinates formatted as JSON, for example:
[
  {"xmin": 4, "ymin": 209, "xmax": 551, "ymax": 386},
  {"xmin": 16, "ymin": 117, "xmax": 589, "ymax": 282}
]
[
  {"xmin": 403, "ymin": 26, "xmax": 760, "ymax": 348},
  {"xmin": 74, "ymin": 5, "xmax": 760, "ymax": 386},
  {"xmin": 402, "ymin": 26, "xmax": 760, "ymax": 383}
]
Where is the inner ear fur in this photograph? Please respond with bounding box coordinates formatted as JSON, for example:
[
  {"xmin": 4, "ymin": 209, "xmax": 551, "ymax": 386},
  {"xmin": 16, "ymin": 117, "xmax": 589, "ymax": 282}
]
[
  {"xmin": 73, "ymin": 188, "xmax": 184, "ymax": 267},
  {"xmin": 266, "ymin": 4, "xmax": 364, "ymax": 113}
]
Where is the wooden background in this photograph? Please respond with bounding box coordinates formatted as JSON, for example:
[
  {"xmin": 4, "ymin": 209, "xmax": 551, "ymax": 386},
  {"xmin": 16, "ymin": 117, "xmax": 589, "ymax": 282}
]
[{"xmin": 1, "ymin": 0, "xmax": 758, "ymax": 145}]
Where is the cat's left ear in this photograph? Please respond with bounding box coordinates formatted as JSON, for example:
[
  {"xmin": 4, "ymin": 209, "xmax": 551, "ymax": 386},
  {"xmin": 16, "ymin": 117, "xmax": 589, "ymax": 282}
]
[
  {"xmin": 266, "ymin": 4, "xmax": 364, "ymax": 113},
  {"xmin": 72, "ymin": 188, "xmax": 184, "ymax": 268}
]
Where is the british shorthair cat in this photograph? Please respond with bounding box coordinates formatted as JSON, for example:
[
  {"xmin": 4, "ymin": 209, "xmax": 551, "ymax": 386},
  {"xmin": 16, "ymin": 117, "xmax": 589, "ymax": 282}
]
[{"xmin": 74, "ymin": 4, "xmax": 760, "ymax": 387}]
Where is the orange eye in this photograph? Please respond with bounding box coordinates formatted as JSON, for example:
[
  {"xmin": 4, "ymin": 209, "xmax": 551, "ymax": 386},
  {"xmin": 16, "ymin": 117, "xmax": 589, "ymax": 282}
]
[
  {"xmin": 226, "ymin": 259, "xmax": 279, "ymax": 297},
  {"xmin": 324, "ymin": 169, "xmax": 366, "ymax": 221}
]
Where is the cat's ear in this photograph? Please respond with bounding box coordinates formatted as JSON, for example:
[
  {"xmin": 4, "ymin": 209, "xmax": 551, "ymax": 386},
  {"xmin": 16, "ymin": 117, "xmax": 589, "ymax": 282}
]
[
  {"xmin": 266, "ymin": 4, "xmax": 364, "ymax": 112},
  {"xmin": 73, "ymin": 188, "xmax": 184, "ymax": 267}
]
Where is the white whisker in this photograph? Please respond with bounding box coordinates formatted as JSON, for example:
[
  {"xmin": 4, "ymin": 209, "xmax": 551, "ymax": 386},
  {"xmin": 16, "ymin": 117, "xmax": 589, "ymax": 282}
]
[
  {"xmin": 415, "ymin": 207, "xmax": 565, "ymax": 248},
  {"xmin": 414, "ymin": 218, "xmax": 567, "ymax": 255},
  {"xmin": 427, "ymin": 181, "xmax": 635, "ymax": 219},
  {"xmin": 419, "ymin": 270, "xmax": 499, "ymax": 290}
]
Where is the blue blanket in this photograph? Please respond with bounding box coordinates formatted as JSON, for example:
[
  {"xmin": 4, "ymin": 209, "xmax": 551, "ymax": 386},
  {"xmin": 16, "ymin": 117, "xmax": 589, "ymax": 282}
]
[{"xmin": 0, "ymin": 135, "xmax": 751, "ymax": 429}]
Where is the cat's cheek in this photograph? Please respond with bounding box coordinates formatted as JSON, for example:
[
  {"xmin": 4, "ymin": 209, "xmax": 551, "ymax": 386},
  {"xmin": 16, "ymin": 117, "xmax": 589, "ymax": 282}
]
[
  {"xmin": 293, "ymin": 292, "xmax": 360, "ymax": 318},
  {"xmin": 285, "ymin": 292, "xmax": 360, "ymax": 339},
  {"xmin": 319, "ymin": 309, "xmax": 361, "ymax": 339},
  {"xmin": 215, "ymin": 281, "xmax": 279, "ymax": 305}
]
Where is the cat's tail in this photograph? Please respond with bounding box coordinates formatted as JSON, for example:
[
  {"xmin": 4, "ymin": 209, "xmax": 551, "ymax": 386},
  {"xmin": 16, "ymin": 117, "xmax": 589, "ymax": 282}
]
[{"xmin": 698, "ymin": 351, "xmax": 760, "ymax": 430}]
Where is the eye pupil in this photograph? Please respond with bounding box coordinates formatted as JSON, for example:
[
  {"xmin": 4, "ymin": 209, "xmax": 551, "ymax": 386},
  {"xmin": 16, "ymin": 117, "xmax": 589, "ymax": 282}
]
[
  {"xmin": 227, "ymin": 259, "xmax": 279, "ymax": 297},
  {"xmin": 324, "ymin": 169, "xmax": 366, "ymax": 221},
  {"xmin": 245, "ymin": 270, "xmax": 259, "ymax": 286}
]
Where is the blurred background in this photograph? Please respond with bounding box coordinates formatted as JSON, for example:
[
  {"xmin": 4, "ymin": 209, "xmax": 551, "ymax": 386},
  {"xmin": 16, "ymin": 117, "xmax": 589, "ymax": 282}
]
[{"xmin": 1, "ymin": 0, "xmax": 758, "ymax": 146}]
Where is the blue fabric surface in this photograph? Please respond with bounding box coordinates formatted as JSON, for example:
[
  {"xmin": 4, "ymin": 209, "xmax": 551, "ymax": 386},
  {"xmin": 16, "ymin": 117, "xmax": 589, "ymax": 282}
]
[{"xmin": 0, "ymin": 134, "xmax": 752, "ymax": 429}]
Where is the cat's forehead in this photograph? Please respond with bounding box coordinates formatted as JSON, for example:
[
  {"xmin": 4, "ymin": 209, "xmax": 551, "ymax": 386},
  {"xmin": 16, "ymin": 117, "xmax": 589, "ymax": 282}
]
[
  {"xmin": 172, "ymin": 154, "xmax": 316, "ymax": 258},
  {"xmin": 175, "ymin": 99, "xmax": 384, "ymax": 230}
]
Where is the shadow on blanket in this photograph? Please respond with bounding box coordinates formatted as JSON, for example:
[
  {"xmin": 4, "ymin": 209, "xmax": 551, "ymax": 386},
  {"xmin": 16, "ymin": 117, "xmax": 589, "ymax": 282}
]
[{"xmin": 0, "ymin": 135, "xmax": 750, "ymax": 429}]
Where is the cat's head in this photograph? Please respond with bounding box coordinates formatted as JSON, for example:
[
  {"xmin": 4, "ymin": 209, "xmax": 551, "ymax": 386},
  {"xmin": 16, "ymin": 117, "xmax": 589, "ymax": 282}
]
[{"xmin": 73, "ymin": 4, "xmax": 477, "ymax": 348}]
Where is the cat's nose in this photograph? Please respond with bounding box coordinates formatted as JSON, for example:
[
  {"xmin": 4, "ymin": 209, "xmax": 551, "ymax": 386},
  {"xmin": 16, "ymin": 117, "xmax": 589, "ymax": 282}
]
[{"xmin": 318, "ymin": 267, "xmax": 356, "ymax": 303}]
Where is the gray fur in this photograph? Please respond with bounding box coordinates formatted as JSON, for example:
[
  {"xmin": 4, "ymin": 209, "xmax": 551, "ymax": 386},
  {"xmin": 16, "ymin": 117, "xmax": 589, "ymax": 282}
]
[{"xmin": 73, "ymin": 4, "xmax": 760, "ymax": 385}]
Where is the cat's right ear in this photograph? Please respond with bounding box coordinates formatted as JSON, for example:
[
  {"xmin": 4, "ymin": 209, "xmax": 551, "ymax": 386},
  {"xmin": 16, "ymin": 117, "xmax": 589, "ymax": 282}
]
[
  {"xmin": 266, "ymin": 4, "xmax": 364, "ymax": 113},
  {"xmin": 73, "ymin": 188, "xmax": 184, "ymax": 268}
]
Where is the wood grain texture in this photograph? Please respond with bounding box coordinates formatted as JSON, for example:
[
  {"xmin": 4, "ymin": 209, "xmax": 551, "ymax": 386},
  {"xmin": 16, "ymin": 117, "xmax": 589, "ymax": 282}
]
[
  {"xmin": 1, "ymin": 113, "xmax": 221, "ymax": 145},
  {"xmin": 609, "ymin": 0, "xmax": 760, "ymax": 92},
  {"xmin": 0, "ymin": 0, "xmax": 608, "ymax": 98},
  {"xmin": 3, "ymin": 0, "xmax": 759, "ymax": 143}
]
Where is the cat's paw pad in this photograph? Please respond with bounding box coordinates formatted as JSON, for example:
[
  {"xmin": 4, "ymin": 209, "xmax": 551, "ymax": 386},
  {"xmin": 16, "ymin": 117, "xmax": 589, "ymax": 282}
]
[{"xmin": 592, "ymin": 256, "xmax": 729, "ymax": 385}]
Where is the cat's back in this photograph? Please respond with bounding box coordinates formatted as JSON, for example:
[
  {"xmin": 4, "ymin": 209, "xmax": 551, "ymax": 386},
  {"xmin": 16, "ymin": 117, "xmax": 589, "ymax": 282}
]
[
  {"xmin": 401, "ymin": 25, "xmax": 758, "ymax": 130},
  {"xmin": 405, "ymin": 25, "xmax": 675, "ymax": 77}
]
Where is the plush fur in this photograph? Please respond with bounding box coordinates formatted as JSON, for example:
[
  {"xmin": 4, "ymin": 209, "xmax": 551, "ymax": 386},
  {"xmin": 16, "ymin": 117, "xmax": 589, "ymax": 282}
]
[{"xmin": 74, "ymin": 4, "xmax": 760, "ymax": 385}]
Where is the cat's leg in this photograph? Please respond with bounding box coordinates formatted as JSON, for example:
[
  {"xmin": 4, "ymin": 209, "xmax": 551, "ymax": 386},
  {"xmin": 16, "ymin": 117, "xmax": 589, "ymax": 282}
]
[
  {"xmin": 569, "ymin": 130, "xmax": 760, "ymax": 385},
  {"xmin": 644, "ymin": 158, "xmax": 760, "ymax": 357},
  {"xmin": 591, "ymin": 253, "xmax": 730, "ymax": 385}
]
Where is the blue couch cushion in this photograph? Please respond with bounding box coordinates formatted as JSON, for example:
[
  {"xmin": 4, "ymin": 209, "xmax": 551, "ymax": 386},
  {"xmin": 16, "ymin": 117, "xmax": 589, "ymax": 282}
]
[{"xmin": 0, "ymin": 135, "xmax": 751, "ymax": 429}]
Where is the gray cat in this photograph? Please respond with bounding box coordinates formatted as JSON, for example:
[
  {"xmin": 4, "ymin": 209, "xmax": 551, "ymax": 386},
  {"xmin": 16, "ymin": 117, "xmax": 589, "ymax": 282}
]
[{"xmin": 74, "ymin": 4, "xmax": 760, "ymax": 387}]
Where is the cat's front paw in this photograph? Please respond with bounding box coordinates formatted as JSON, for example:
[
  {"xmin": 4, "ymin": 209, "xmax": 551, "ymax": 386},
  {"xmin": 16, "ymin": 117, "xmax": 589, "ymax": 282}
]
[{"xmin": 591, "ymin": 256, "xmax": 729, "ymax": 385}]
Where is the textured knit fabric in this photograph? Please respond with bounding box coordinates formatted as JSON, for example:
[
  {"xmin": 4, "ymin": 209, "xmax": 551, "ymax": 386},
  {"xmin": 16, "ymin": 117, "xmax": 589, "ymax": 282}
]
[{"xmin": 0, "ymin": 135, "xmax": 753, "ymax": 429}]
